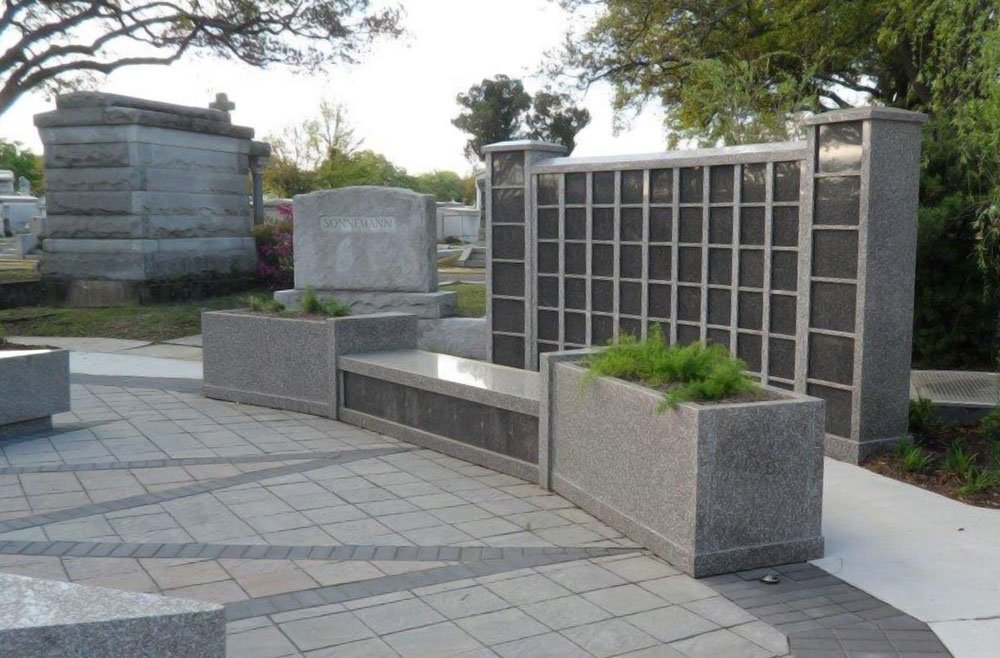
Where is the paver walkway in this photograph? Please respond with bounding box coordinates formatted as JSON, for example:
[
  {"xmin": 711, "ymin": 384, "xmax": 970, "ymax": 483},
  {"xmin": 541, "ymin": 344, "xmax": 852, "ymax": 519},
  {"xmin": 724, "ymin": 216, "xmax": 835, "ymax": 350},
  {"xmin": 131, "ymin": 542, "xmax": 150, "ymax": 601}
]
[{"xmin": 0, "ymin": 368, "xmax": 954, "ymax": 656}]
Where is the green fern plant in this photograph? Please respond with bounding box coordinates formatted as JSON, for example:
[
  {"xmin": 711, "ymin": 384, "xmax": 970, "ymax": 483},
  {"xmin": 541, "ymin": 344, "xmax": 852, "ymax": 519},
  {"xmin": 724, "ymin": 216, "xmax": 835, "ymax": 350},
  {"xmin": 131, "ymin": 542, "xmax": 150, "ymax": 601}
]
[
  {"xmin": 908, "ymin": 397, "xmax": 935, "ymax": 434},
  {"xmin": 583, "ymin": 326, "xmax": 758, "ymax": 411},
  {"xmin": 301, "ymin": 285, "xmax": 352, "ymax": 318},
  {"xmin": 248, "ymin": 295, "xmax": 285, "ymax": 314},
  {"xmin": 894, "ymin": 439, "xmax": 934, "ymax": 474},
  {"xmin": 956, "ymin": 467, "xmax": 996, "ymax": 496},
  {"xmin": 981, "ymin": 408, "xmax": 1000, "ymax": 441},
  {"xmin": 941, "ymin": 442, "xmax": 977, "ymax": 477}
]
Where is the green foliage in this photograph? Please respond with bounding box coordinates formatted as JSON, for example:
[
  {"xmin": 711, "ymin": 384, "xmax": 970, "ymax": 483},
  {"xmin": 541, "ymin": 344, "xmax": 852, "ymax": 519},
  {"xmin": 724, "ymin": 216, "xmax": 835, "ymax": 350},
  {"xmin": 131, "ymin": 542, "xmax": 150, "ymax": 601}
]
[
  {"xmin": 583, "ymin": 327, "xmax": 758, "ymax": 410},
  {"xmin": 301, "ymin": 285, "xmax": 351, "ymax": 317},
  {"xmin": 941, "ymin": 442, "xmax": 977, "ymax": 477},
  {"xmin": 408, "ymin": 171, "xmax": 468, "ymax": 203},
  {"xmin": 991, "ymin": 441, "xmax": 1000, "ymax": 469},
  {"xmin": 248, "ymin": 295, "xmax": 285, "ymax": 314},
  {"xmin": 956, "ymin": 467, "xmax": 997, "ymax": 496},
  {"xmin": 981, "ymin": 408, "xmax": 1000, "ymax": 442},
  {"xmin": 0, "ymin": 140, "xmax": 43, "ymax": 194},
  {"xmin": 908, "ymin": 397, "xmax": 935, "ymax": 435},
  {"xmin": 894, "ymin": 439, "xmax": 934, "ymax": 474},
  {"xmin": 452, "ymin": 75, "xmax": 532, "ymax": 160},
  {"xmin": 452, "ymin": 75, "xmax": 591, "ymax": 160}
]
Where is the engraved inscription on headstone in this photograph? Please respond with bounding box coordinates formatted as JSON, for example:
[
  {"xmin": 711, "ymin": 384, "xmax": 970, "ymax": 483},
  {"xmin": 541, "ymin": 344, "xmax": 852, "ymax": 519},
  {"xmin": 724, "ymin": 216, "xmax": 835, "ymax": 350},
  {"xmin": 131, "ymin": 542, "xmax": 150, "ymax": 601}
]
[{"xmin": 319, "ymin": 216, "xmax": 396, "ymax": 232}]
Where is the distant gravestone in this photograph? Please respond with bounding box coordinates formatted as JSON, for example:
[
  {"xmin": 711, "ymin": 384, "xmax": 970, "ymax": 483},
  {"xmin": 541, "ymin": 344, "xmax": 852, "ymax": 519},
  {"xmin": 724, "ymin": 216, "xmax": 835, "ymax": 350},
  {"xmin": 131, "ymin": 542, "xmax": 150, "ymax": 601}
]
[
  {"xmin": 0, "ymin": 170, "xmax": 13, "ymax": 195},
  {"xmin": 274, "ymin": 186, "xmax": 456, "ymax": 318},
  {"xmin": 16, "ymin": 176, "xmax": 29, "ymax": 196}
]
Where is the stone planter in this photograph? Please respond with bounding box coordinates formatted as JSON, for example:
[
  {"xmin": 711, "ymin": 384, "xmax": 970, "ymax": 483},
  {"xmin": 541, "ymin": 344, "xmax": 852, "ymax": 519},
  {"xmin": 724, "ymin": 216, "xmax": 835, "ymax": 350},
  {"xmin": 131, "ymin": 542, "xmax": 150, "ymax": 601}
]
[
  {"xmin": 202, "ymin": 310, "xmax": 417, "ymax": 417},
  {"xmin": 542, "ymin": 353, "xmax": 826, "ymax": 577},
  {"xmin": 0, "ymin": 348, "xmax": 70, "ymax": 438}
]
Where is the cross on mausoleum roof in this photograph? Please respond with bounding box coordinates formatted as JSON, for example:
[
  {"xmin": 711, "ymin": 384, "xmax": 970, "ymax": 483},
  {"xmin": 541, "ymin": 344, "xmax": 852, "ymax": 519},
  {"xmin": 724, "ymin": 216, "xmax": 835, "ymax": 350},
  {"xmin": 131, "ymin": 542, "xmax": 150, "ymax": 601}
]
[{"xmin": 209, "ymin": 92, "xmax": 235, "ymax": 113}]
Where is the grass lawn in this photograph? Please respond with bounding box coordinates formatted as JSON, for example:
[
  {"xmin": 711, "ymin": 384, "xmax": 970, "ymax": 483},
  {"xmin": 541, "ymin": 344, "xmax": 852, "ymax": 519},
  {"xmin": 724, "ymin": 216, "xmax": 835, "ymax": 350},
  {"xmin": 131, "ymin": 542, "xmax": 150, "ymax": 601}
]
[
  {"xmin": 0, "ymin": 260, "xmax": 40, "ymax": 283},
  {"xmin": 445, "ymin": 282, "xmax": 485, "ymax": 318},
  {"xmin": 0, "ymin": 292, "xmax": 256, "ymax": 342},
  {"xmin": 0, "ymin": 282, "xmax": 487, "ymax": 342}
]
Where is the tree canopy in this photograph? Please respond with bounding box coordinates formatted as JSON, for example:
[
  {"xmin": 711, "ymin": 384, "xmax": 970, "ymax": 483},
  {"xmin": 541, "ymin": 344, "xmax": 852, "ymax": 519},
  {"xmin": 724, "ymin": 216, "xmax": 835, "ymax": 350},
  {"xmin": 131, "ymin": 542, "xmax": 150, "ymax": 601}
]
[
  {"xmin": 0, "ymin": 0, "xmax": 402, "ymax": 117},
  {"xmin": 452, "ymin": 75, "xmax": 592, "ymax": 160},
  {"xmin": 0, "ymin": 140, "xmax": 43, "ymax": 194}
]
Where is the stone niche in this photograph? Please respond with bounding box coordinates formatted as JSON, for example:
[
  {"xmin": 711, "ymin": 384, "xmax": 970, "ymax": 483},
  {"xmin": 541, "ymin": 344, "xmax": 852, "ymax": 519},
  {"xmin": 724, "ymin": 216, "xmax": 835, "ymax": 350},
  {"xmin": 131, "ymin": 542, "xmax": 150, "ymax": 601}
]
[
  {"xmin": 275, "ymin": 186, "xmax": 456, "ymax": 318},
  {"xmin": 34, "ymin": 92, "xmax": 268, "ymax": 305}
]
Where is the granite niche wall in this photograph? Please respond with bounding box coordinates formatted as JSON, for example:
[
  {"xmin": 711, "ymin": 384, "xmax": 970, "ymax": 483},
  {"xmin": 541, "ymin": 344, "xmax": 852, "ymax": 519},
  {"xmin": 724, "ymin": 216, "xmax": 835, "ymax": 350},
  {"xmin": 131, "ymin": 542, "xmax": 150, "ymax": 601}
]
[{"xmin": 483, "ymin": 107, "xmax": 927, "ymax": 463}]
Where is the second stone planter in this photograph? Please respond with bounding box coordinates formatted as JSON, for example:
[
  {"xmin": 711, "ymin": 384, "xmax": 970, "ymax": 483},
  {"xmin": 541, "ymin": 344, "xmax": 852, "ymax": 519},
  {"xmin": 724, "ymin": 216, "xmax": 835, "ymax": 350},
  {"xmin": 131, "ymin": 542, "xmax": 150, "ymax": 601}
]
[{"xmin": 541, "ymin": 352, "xmax": 826, "ymax": 577}]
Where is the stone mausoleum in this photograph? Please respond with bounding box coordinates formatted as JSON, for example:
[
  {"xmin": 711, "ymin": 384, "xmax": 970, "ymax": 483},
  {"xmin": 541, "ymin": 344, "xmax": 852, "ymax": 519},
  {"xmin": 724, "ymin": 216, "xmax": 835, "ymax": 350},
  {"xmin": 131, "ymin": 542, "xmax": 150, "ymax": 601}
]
[{"xmin": 34, "ymin": 92, "xmax": 269, "ymax": 305}]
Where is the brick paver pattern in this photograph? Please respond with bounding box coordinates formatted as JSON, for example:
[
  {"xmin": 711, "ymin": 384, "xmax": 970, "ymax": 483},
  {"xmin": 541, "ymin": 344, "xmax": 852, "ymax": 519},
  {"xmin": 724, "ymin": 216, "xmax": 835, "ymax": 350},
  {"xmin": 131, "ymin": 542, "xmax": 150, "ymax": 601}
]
[{"xmin": 0, "ymin": 381, "xmax": 950, "ymax": 658}]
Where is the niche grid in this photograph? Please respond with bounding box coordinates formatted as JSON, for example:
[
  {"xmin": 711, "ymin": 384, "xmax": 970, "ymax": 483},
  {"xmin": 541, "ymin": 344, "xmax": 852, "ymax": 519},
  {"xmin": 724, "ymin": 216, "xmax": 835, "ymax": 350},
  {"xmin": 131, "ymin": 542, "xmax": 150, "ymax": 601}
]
[
  {"xmin": 805, "ymin": 121, "xmax": 864, "ymax": 437},
  {"xmin": 489, "ymin": 151, "xmax": 530, "ymax": 368},
  {"xmin": 533, "ymin": 161, "xmax": 803, "ymax": 391}
]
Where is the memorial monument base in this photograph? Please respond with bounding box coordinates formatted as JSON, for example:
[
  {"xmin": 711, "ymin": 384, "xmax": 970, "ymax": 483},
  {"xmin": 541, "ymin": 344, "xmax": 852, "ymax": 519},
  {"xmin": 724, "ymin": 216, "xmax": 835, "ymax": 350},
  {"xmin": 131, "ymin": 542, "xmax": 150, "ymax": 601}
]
[{"xmin": 274, "ymin": 288, "xmax": 456, "ymax": 319}]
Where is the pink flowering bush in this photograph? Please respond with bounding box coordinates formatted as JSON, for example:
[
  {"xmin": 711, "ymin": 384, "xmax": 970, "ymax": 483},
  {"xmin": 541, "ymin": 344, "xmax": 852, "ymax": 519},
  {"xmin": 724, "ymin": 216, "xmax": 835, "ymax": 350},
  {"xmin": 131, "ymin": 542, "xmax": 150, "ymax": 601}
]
[{"xmin": 251, "ymin": 204, "xmax": 294, "ymax": 288}]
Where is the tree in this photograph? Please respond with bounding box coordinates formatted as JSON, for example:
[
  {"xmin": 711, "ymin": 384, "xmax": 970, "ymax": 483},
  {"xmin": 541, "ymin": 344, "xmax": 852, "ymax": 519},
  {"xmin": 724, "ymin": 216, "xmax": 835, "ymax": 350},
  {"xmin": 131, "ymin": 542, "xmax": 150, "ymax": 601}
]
[
  {"xmin": 527, "ymin": 91, "xmax": 592, "ymax": 155},
  {"xmin": 552, "ymin": 0, "xmax": 1000, "ymax": 368},
  {"xmin": 265, "ymin": 100, "xmax": 362, "ymax": 197},
  {"xmin": 0, "ymin": 1, "xmax": 402, "ymax": 117},
  {"xmin": 453, "ymin": 75, "xmax": 591, "ymax": 160},
  {"xmin": 410, "ymin": 171, "xmax": 466, "ymax": 203},
  {"xmin": 452, "ymin": 75, "xmax": 532, "ymax": 161},
  {"xmin": 314, "ymin": 149, "xmax": 409, "ymax": 190},
  {"xmin": 0, "ymin": 140, "xmax": 43, "ymax": 194}
]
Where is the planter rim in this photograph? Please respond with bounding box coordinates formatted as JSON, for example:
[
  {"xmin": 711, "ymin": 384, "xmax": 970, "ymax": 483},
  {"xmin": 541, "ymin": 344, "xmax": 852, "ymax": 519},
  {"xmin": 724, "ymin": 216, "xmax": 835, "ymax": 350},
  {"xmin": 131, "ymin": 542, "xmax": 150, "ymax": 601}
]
[
  {"xmin": 557, "ymin": 360, "xmax": 820, "ymax": 410},
  {"xmin": 202, "ymin": 308, "xmax": 328, "ymax": 323},
  {"xmin": 0, "ymin": 347, "xmax": 67, "ymax": 359}
]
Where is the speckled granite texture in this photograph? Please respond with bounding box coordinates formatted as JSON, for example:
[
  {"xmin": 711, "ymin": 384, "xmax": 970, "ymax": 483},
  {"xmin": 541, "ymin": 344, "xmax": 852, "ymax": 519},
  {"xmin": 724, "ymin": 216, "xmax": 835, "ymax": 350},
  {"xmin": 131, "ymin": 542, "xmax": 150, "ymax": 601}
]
[
  {"xmin": 0, "ymin": 573, "xmax": 224, "ymax": 658},
  {"xmin": 544, "ymin": 356, "xmax": 825, "ymax": 577},
  {"xmin": 0, "ymin": 349, "xmax": 70, "ymax": 432}
]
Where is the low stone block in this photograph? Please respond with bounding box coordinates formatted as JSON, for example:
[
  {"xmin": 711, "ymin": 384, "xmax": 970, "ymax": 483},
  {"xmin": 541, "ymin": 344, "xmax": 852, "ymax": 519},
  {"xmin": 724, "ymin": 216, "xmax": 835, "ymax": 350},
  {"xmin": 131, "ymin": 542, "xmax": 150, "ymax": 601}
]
[
  {"xmin": 202, "ymin": 310, "xmax": 418, "ymax": 418},
  {"xmin": 0, "ymin": 348, "xmax": 70, "ymax": 434},
  {"xmin": 0, "ymin": 573, "xmax": 225, "ymax": 658},
  {"xmin": 417, "ymin": 317, "xmax": 488, "ymax": 359},
  {"xmin": 543, "ymin": 354, "xmax": 825, "ymax": 577}
]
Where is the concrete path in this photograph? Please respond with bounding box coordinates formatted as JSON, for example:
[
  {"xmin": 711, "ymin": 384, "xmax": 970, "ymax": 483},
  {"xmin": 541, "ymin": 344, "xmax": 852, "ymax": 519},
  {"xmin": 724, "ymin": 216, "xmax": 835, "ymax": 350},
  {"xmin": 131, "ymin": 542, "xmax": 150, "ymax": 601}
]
[{"xmin": 815, "ymin": 459, "xmax": 1000, "ymax": 658}]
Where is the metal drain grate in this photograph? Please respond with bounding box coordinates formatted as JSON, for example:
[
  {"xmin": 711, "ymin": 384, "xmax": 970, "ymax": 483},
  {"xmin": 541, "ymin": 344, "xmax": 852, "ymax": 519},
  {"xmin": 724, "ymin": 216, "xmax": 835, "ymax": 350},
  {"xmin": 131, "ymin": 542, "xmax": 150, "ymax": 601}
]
[{"xmin": 911, "ymin": 370, "xmax": 1000, "ymax": 407}]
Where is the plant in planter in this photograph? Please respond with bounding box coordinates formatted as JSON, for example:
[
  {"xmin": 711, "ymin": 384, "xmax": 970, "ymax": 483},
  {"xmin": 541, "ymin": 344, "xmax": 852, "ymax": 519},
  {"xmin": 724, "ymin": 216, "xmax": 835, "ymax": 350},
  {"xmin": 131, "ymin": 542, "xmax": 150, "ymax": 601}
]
[
  {"xmin": 542, "ymin": 333, "xmax": 825, "ymax": 577},
  {"xmin": 582, "ymin": 328, "xmax": 760, "ymax": 410}
]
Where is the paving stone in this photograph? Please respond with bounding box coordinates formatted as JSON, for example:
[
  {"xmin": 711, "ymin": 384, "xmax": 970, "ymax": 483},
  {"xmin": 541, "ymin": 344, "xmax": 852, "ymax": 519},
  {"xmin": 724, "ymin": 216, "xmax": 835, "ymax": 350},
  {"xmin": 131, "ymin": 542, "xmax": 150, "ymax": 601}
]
[
  {"xmin": 540, "ymin": 562, "xmax": 627, "ymax": 593},
  {"xmin": 484, "ymin": 573, "xmax": 572, "ymax": 606},
  {"xmin": 305, "ymin": 637, "xmax": 401, "ymax": 658},
  {"xmin": 669, "ymin": 628, "xmax": 774, "ymax": 658},
  {"xmin": 493, "ymin": 632, "xmax": 592, "ymax": 658},
  {"xmin": 456, "ymin": 608, "xmax": 549, "ymax": 646},
  {"xmin": 640, "ymin": 575, "xmax": 719, "ymax": 604},
  {"xmin": 422, "ymin": 584, "xmax": 511, "ymax": 619},
  {"xmin": 521, "ymin": 594, "xmax": 611, "ymax": 630},
  {"xmin": 599, "ymin": 555, "xmax": 680, "ymax": 582},
  {"xmin": 682, "ymin": 596, "xmax": 758, "ymax": 627},
  {"xmin": 584, "ymin": 584, "xmax": 671, "ymax": 616},
  {"xmin": 561, "ymin": 618, "xmax": 659, "ymax": 658},
  {"xmin": 280, "ymin": 611, "xmax": 374, "ymax": 651},
  {"xmin": 384, "ymin": 621, "xmax": 483, "ymax": 658},
  {"xmin": 626, "ymin": 605, "xmax": 719, "ymax": 643},
  {"xmin": 226, "ymin": 626, "xmax": 299, "ymax": 658},
  {"xmin": 352, "ymin": 598, "xmax": 445, "ymax": 635}
]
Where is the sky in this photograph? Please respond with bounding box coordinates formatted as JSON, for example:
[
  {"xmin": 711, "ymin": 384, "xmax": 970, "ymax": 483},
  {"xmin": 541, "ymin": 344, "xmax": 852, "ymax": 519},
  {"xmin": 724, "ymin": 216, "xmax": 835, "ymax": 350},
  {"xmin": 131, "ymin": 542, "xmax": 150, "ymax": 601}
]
[{"xmin": 0, "ymin": 0, "xmax": 667, "ymax": 176}]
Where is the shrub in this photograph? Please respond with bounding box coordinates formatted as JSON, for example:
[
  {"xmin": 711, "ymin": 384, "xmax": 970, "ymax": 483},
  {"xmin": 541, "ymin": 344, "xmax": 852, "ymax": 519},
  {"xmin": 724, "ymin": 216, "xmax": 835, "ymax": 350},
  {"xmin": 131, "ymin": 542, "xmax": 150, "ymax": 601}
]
[
  {"xmin": 583, "ymin": 326, "xmax": 758, "ymax": 410},
  {"xmin": 956, "ymin": 468, "xmax": 996, "ymax": 496},
  {"xmin": 251, "ymin": 207, "xmax": 293, "ymax": 289},
  {"xmin": 908, "ymin": 397, "xmax": 935, "ymax": 435},
  {"xmin": 981, "ymin": 408, "xmax": 1000, "ymax": 441},
  {"xmin": 941, "ymin": 442, "xmax": 976, "ymax": 477},
  {"xmin": 248, "ymin": 295, "xmax": 285, "ymax": 314},
  {"xmin": 301, "ymin": 285, "xmax": 351, "ymax": 318},
  {"xmin": 894, "ymin": 439, "xmax": 934, "ymax": 474}
]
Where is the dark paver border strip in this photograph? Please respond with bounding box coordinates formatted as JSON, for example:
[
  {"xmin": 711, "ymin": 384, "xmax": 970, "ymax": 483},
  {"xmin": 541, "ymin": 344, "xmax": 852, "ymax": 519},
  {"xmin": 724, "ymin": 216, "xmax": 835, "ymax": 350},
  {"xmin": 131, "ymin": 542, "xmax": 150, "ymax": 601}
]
[
  {"xmin": 0, "ymin": 448, "xmax": 403, "ymax": 475},
  {"xmin": 704, "ymin": 564, "xmax": 954, "ymax": 658},
  {"xmin": 223, "ymin": 546, "xmax": 639, "ymax": 621},
  {"xmin": 0, "ymin": 538, "xmax": 634, "ymax": 563},
  {"xmin": 0, "ymin": 447, "xmax": 410, "ymax": 535}
]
